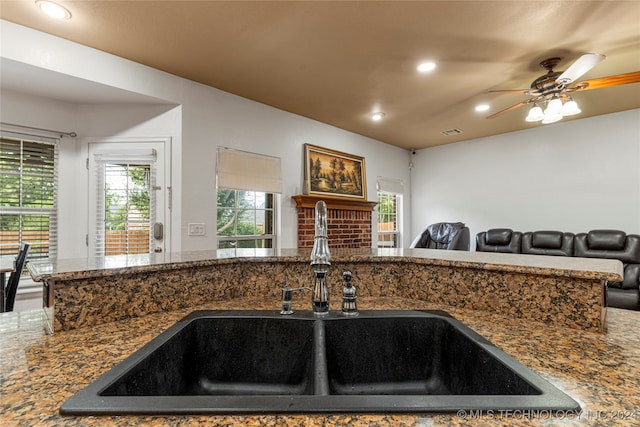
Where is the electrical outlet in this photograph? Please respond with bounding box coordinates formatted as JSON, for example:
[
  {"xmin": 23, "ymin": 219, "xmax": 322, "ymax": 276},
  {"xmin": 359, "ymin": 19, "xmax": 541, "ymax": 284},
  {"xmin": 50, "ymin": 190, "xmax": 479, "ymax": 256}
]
[{"xmin": 188, "ymin": 223, "xmax": 206, "ymax": 236}]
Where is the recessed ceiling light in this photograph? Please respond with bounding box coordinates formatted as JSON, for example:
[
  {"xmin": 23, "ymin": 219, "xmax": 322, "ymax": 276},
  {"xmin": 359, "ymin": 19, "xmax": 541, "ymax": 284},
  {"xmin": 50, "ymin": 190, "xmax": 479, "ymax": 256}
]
[
  {"xmin": 35, "ymin": 0, "xmax": 72, "ymax": 20},
  {"xmin": 475, "ymin": 104, "xmax": 490, "ymax": 112},
  {"xmin": 417, "ymin": 61, "xmax": 437, "ymax": 73},
  {"xmin": 371, "ymin": 112, "xmax": 385, "ymax": 121}
]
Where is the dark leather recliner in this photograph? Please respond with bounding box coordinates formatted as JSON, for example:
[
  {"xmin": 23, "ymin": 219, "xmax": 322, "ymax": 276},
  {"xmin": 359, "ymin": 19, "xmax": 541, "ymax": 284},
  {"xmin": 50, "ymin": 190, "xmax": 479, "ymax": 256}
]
[
  {"xmin": 522, "ymin": 231, "xmax": 574, "ymax": 257},
  {"xmin": 476, "ymin": 228, "xmax": 522, "ymax": 253},
  {"xmin": 574, "ymin": 230, "xmax": 640, "ymax": 310},
  {"xmin": 411, "ymin": 222, "xmax": 470, "ymax": 251}
]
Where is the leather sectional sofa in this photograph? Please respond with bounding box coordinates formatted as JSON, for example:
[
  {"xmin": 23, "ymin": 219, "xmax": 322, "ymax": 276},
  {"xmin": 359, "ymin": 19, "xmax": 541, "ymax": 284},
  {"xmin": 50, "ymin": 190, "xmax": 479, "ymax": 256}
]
[{"xmin": 476, "ymin": 228, "xmax": 640, "ymax": 310}]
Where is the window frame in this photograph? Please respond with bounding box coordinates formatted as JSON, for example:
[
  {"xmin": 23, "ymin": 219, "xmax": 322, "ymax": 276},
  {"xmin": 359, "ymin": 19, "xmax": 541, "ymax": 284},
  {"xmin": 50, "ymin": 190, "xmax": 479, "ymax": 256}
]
[
  {"xmin": 216, "ymin": 189, "xmax": 278, "ymax": 250},
  {"xmin": 376, "ymin": 191, "xmax": 401, "ymax": 248},
  {"xmin": 0, "ymin": 132, "xmax": 58, "ymax": 261}
]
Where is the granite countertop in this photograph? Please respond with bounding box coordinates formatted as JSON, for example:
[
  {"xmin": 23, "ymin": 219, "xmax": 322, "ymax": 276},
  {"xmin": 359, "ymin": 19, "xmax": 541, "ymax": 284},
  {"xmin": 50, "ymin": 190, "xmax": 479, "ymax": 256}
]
[
  {"xmin": 28, "ymin": 248, "xmax": 623, "ymax": 282},
  {"xmin": 2, "ymin": 297, "xmax": 639, "ymax": 426}
]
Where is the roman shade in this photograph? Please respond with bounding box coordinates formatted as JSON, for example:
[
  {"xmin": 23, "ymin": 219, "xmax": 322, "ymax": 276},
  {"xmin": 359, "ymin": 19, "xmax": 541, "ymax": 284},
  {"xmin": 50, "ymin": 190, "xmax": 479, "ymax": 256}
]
[{"xmin": 216, "ymin": 147, "xmax": 282, "ymax": 194}]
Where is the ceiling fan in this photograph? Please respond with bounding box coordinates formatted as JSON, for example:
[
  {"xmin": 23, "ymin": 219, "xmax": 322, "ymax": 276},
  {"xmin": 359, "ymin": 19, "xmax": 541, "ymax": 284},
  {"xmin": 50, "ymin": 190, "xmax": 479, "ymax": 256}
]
[{"xmin": 486, "ymin": 53, "xmax": 640, "ymax": 123}]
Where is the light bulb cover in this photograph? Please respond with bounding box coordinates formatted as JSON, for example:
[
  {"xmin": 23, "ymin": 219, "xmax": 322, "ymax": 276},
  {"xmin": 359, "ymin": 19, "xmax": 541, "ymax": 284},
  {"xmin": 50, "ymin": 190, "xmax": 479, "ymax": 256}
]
[
  {"xmin": 371, "ymin": 112, "xmax": 385, "ymax": 121},
  {"xmin": 542, "ymin": 112, "xmax": 563, "ymax": 124},
  {"xmin": 545, "ymin": 98, "xmax": 563, "ymax": 115},
  {"xmin": 561, "ymin": 100, "xmax": 581, "ymax": 116},
  {"xmin": 525, "ymin": 106, "xmax": 544, "ymax": 122}
]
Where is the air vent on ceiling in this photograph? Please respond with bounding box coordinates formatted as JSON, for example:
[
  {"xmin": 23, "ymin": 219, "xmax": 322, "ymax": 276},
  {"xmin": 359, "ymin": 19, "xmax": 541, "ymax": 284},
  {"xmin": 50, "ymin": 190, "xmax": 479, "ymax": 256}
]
[{"xmin": 440, "ymin": 128, "xmax": 463, "ymax": 136}]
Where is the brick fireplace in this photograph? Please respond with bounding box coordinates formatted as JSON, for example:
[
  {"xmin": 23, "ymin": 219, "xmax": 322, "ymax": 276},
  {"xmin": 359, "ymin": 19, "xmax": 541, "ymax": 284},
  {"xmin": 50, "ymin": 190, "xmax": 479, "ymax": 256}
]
[{"xmin": 292, "ymin": 195, "xmax": 377, "ymax": 249}]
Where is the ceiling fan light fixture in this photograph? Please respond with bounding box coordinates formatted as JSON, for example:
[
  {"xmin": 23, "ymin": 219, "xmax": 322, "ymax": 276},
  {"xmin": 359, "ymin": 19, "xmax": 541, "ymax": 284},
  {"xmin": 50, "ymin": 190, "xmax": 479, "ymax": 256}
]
[
  {"xmin": 561, "ymin": 99, "xmax": 581, "ymax": 116},
  {"xmin": 525, "ymin": 105, "xmax": 544, "ymax": 122},
  {"xmin": 475, "ymin": 104, "xmax": 490, "ymax": 112},
  {"xmin": 35, "ymin": 0, "xmax": 72, "ymax": 19}
]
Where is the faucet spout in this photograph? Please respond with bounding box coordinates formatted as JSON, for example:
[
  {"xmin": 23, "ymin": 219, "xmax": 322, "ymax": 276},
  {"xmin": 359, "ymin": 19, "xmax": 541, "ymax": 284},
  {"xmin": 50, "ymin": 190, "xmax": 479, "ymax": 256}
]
[
  {"xmin": 310, "ymin": 200, "xmax": 331, "ymax": 314},
  {"xmin": 310, "ymin": 200, "xmax": 331, "ymax": 267}
]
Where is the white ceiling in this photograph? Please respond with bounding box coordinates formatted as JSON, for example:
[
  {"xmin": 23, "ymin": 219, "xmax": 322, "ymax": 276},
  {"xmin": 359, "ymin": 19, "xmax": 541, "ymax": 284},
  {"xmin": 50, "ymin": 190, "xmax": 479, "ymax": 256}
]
[{"xmin": 1, "ymin": 1, "xmax": 639, "ymax": 150}]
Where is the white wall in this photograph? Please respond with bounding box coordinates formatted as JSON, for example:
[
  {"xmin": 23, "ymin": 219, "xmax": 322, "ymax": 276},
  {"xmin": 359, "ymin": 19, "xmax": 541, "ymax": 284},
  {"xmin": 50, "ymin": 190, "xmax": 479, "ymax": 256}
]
[
  {"xmin": 179, "ymin": 79, "xmax": 411, "ymax": 250},
  {"xmin": 1, "ymin": 21, "xmax": 413, "ymax": 257},
  {"xmin": 411, "ymin": 109, "xmax": 640, "ymax": 249}
]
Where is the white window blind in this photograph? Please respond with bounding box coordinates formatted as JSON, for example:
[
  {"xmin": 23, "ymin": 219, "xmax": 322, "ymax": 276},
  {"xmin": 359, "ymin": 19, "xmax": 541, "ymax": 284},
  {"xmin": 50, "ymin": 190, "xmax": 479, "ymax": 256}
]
[
  {"xmin": 376, "ymin": 177, "xmax": 404, "ymax": 194},
  {"xmin": 0, "ymin": 131, "xmax": 58, "ymax": 260},
  {"xmin": 216, "ymin": 147, "xmax": 282, "ymax": 194},
  {"xmin": 92, "ymin": 149, "xmax": 157, "ymax": 257}
]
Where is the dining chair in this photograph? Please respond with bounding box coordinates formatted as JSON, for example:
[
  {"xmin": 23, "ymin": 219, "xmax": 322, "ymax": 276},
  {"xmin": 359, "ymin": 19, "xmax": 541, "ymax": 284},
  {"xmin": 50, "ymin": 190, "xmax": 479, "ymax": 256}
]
[{"xmin": 4, "ymin": 242, "xmax": 31, "ymax": 312}]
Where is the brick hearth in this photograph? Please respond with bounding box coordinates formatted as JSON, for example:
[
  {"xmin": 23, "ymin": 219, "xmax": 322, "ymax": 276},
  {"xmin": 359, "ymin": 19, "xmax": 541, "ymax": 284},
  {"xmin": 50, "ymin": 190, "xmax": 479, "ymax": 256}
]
[{"xmin": 292, "ymin": 195, "xmax": 377, "ymax": 249}]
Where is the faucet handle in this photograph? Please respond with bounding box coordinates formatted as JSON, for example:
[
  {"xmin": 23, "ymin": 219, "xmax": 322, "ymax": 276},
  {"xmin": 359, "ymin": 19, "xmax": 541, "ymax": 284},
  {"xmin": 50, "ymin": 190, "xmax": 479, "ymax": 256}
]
[
  {"xmin": 343, "ymin": 271, "xmax": 353, "ymax": 284},
  {"xmin": 341, "ymin": 271, "xmax": 358, "ymax": 316}
]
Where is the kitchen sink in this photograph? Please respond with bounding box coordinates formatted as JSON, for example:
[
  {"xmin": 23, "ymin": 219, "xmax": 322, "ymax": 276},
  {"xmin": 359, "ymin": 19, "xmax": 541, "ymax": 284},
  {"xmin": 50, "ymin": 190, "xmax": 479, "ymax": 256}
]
[{"xmin": 60, "ymin": 310, "xmax": 580, "ymax": 415}]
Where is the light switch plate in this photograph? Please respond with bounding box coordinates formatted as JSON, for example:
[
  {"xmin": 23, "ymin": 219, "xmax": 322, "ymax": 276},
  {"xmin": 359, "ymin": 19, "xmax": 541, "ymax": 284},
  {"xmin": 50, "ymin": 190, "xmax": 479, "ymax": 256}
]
[{"xmin": 188, "ymin": 223, "xmax": 206, "ymax": 236}]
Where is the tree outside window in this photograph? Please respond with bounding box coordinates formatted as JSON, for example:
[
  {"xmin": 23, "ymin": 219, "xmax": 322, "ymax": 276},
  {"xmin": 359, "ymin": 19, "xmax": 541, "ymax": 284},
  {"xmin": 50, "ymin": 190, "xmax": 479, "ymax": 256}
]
[
  {"xmin": 0, "ymin": 136, "xmax": 57, "ymax": 259},
  {"xmin": 100, "ymin": 163, "xmax": 152, "ymax": 256},
  {"xmin": 377, "ymin": 191, "xmax": 400, "ymax": 248},
  {"xmin": 217, "ymin": 189, "xmax": 274, "ymax": 249}
]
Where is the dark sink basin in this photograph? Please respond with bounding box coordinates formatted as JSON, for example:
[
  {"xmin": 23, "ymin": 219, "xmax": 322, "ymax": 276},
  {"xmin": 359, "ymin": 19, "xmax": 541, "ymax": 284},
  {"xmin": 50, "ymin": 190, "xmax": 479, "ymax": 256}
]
[
  {"xmin": 101, "ymin": 316, "xmax": 316, "ymax": 396},
  {"xmin": 60, "ymin": 310, "xmax": 580, "ymax": 415},
  {"xmin": 324, "ymin": 316, "xmax": 539, "ymax": 396}
]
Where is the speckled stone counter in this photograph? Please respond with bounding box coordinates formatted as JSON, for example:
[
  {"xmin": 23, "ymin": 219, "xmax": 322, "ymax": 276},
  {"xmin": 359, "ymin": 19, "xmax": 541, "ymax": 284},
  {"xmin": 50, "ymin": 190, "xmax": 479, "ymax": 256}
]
[
  {"xmin": 28, "ymin": 248, "xmax": 622, "ymax": 333},
  {"xmin": 2, "ymin": 297, "xmax": 639, "ymax": 426}
]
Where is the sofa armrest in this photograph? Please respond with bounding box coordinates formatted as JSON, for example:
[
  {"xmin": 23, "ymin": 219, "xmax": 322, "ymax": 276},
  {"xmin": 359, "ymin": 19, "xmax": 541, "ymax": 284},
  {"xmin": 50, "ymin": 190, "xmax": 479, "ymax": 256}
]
[{"xmin": 622, "ymin": 264, "xmax": 640, "ymax": 290}]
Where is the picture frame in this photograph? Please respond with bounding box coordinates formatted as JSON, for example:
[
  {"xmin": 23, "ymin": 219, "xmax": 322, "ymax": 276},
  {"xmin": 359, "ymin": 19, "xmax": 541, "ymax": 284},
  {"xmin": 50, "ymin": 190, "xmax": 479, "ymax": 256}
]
[{"xmin": 304, "ymin": 144, "xmax": 367, "ymax": 200}]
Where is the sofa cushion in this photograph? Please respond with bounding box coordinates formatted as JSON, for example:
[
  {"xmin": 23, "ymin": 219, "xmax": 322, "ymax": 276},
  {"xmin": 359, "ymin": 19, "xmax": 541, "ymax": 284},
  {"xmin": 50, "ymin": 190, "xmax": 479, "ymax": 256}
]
[
  {"xmin": 522, "ymin": 231, "xmax": 574, "ymax": 256},
  {"xmin": 476, "ymin": 230, "xmax": 522, "ymax": 254},
  {"xmin": 575, "ymin": 233, "xmax": 640, "ymax": 264},
  {"xmin": 606, "ymin": 287, "xmax": 640, "ymax": 310},
  {"xmin": 532, "ymin": 231, "xmax": 563, "ymax": 249},
  {"xmin": 587, "ymin": 230, "xmax": 626, "ymax": 251},
  {"xmin": 485, "ymin": 229, "xmax": 513, "ymax": 245}
]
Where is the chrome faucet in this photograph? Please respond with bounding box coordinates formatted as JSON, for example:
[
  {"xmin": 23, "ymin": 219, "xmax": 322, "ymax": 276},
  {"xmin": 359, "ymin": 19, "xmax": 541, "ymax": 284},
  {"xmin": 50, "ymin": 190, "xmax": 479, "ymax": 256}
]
[{"xmin": 310, "ymin": 200, "xmax": 331, "ymax": 315}]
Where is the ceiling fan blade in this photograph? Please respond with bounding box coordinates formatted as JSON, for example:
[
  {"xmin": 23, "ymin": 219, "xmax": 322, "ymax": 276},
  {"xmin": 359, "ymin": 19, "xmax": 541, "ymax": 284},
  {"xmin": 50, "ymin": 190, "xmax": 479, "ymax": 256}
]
[
  {"xmin": 488, "ymin": 89, "xmax": 532, "ymax": 94},
  {"xmin": 572, "ymin": 71, "xmax": 640, "ymax": 91},
  {"xmin": 486, "ymin": 100, "xmax": 531, "ymax": 119},
  {"xmin": 556, "ymin": 53, "xmax": 606, "ymax": 84}
]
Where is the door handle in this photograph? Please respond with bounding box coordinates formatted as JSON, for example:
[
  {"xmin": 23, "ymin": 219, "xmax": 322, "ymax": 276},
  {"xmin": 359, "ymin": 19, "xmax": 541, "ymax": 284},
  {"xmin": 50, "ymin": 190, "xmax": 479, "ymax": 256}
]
[{"xmin": 153, "ymin": 222, "xmax": 164, "ymax": 240}]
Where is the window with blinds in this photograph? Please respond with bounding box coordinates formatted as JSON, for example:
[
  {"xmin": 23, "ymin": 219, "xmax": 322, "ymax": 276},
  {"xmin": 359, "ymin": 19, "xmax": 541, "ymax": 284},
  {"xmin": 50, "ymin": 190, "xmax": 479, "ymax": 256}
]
[{"xmin": 0, "ymin": 133, "xmax": 58, "ymax": 260}]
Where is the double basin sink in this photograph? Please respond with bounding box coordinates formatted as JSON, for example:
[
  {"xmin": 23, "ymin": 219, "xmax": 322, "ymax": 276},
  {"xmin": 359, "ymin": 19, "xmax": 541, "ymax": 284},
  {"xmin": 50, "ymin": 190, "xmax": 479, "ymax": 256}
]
[{"xmin": 60, "ymin": 310, "xmax": 579, "ymax": 414}]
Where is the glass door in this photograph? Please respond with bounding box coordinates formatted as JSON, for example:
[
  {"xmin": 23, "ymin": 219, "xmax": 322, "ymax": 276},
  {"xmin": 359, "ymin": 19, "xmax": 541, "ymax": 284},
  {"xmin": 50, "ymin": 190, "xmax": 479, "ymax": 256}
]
[{"xmin": 88, "ymin": 140, "xmax": 169, "ymax": 256}]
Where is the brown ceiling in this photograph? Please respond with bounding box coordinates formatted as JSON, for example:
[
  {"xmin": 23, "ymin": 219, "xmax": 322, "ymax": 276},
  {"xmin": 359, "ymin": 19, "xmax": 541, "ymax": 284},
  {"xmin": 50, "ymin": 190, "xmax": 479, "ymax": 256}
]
[{"xmin": 1, "ymin": 1, "xmax": 639, "ymax": 150}]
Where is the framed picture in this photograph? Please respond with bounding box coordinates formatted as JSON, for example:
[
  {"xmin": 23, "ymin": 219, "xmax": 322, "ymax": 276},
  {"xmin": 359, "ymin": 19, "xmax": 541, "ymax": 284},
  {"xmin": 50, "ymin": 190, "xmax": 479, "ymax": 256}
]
[{"xmin": 304, "ymin": 144, "xmax": 367, "ymax": 200}]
